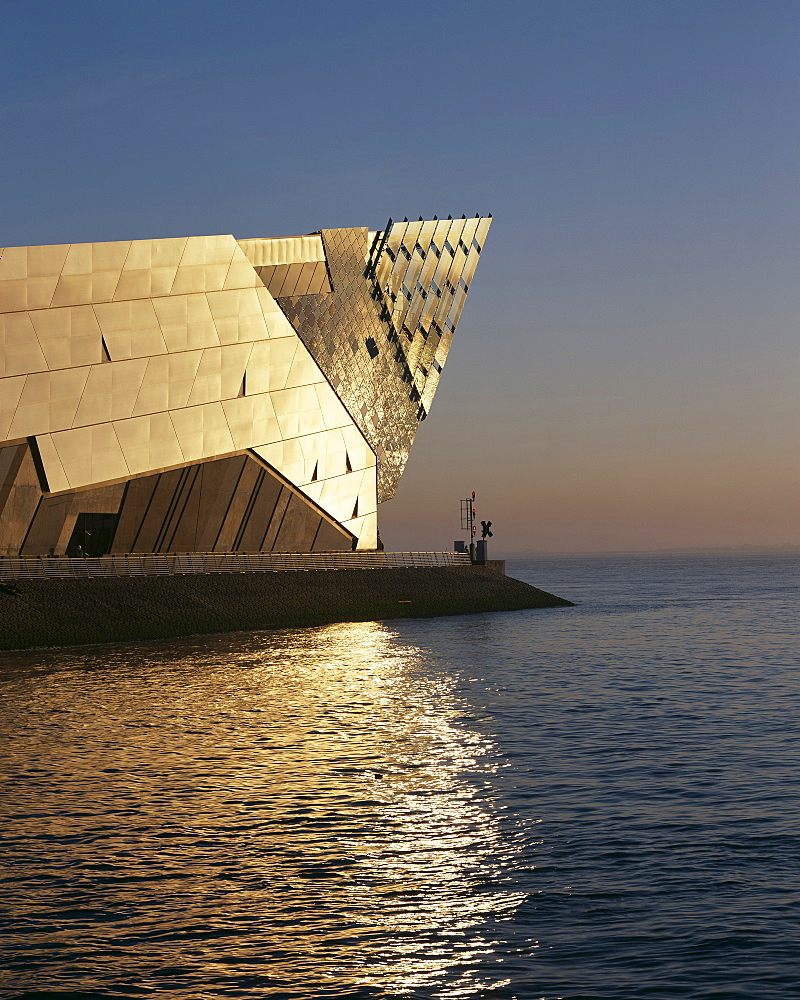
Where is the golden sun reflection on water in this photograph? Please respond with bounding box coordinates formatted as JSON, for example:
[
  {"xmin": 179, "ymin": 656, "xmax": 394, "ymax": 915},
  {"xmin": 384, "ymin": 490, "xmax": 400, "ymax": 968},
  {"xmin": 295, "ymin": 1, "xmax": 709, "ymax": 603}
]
[
  {"xmin": 240, "ymin": 621, "xmax": 526, "ymax": 994},
  {"xmin": 1, "ymin": 621, "xmax": 527, "ymax": 996}
]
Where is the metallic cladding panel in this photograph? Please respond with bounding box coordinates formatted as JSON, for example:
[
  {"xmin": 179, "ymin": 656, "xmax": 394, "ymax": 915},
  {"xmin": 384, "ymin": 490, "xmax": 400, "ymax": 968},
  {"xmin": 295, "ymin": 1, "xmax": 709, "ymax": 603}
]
[
  {"xmin": 0, "ymin": 233, "xmax": 377, "ymax": 547},
  {"xmin": 276, "ymin": 227, "xmax": 418, "ymax": 501},
  {"xmin": 0, "ymin": 312, "xmax": 49, "ymax": 376},
  {"xmin": 276, "ymin": 218, "xmax": 490, "ymax": 501},
  {"xmin": 254, "ymin": 261, "xmax": 332, "ymax": 297},
  {"xmin": 0, "ymin": 216, "xmax": 488, "ymax": 553},
  {"xmin": 237, "ymin": 236, "xmax": 326, "ymax": 268}
]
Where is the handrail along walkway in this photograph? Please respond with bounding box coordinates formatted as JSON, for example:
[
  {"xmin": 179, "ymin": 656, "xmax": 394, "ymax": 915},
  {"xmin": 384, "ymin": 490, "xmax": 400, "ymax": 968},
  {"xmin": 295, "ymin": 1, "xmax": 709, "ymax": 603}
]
[{"xmin": 0, "ymin": 551, "xmax": 471, "ymax": 581}]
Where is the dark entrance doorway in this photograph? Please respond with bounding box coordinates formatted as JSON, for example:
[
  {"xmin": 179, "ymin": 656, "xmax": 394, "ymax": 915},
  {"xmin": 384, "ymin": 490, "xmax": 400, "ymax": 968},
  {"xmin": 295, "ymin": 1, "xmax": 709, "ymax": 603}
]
[{"xmin": 66, "ymin": 513, "xmax": 119, "ymax": 557}]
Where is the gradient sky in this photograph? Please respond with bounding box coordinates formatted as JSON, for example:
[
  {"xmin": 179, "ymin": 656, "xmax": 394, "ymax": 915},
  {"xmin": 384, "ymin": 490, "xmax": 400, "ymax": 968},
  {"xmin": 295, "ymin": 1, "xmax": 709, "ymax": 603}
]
[{"xmin": 3, "ymin": 0, "xmax": 798, "ymax": 554}]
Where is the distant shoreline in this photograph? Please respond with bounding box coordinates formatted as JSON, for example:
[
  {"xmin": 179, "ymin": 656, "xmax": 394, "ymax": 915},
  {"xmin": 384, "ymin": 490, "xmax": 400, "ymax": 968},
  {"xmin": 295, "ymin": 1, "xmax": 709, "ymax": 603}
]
[{"xmin": 502, "ymin": 547, "xmax": 800, "ymax": 558}]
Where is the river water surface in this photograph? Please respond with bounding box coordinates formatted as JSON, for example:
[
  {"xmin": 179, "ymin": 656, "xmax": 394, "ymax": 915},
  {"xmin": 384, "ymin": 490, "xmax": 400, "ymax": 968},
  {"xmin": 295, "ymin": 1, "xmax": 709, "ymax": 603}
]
[{"xmin": 1, "ymin": 554, "xmax": 798, "ymax": 998}]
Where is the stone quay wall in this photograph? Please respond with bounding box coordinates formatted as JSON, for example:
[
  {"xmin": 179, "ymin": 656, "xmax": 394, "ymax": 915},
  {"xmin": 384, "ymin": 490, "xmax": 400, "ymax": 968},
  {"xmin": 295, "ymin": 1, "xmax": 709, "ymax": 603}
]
[{"xmin": 0, "ymin": 566, "xmax": 572, "ymax": 650}]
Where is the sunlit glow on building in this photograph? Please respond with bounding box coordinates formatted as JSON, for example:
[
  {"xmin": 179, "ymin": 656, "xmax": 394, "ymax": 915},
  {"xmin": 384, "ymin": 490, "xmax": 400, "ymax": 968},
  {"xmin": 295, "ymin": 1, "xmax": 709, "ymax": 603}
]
[{"xmin": 0, "ymin": 217, "xmax": 490, "ymax": 556}]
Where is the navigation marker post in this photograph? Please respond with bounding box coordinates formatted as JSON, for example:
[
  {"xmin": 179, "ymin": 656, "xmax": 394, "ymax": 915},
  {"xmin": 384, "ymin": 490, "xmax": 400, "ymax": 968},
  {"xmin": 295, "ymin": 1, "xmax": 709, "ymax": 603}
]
[
  {"xmin": 461, "ymin": 491, "xmax": 477, "ymax": 562},
  {"xmin": 476, "ymin": 518, "xmax": 493, "ymax": 564}
]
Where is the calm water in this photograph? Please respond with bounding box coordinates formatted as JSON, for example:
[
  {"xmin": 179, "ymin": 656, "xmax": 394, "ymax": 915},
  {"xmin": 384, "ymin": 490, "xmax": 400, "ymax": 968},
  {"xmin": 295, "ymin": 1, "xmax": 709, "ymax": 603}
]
[{"xmin": 1, "ymin": 554, "xmax": 798, "ymax": 999}]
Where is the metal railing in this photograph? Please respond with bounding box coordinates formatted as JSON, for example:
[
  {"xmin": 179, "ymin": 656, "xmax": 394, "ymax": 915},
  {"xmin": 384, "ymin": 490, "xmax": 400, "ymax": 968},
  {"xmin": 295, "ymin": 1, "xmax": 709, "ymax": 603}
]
[{"xmin": 0, "ymin": 550, "xmax": 470, "ymax": 581}]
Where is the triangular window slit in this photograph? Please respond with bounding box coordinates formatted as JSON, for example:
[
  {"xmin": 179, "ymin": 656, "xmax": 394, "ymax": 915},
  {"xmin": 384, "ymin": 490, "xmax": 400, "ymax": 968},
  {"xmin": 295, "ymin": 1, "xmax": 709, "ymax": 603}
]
[
  {"xmin": 345, "ymin": 451, "xmax": 352, "ymax": 473},
  {"xmin": 311, "ymin": 461, "xmax": 318, "ymax": 482},
  {"xmin": 239, "ymin": 373, "xmax": 246, "ymax": 397},
  {"xmin": 351, "ymin": 498, "xmax": 359, "ymax": 519},
  {"xmin": 101, "ymin": 336, "xmax": 111, "ymax": 362}
]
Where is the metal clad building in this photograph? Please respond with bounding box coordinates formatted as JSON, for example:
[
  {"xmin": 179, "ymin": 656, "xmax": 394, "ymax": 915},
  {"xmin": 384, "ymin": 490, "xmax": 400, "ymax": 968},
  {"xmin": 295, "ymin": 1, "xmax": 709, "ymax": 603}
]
[{"xmin": 0, "ymin": 216, "xmax": 490, "ymax": 557}]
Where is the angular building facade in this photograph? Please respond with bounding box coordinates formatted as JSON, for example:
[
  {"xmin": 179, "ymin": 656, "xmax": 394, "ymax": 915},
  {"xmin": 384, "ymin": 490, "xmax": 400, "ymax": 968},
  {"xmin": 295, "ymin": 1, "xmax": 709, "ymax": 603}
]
[{"xmin": 0, "ymin": 216, "xmax": 490, "ymax": 558}]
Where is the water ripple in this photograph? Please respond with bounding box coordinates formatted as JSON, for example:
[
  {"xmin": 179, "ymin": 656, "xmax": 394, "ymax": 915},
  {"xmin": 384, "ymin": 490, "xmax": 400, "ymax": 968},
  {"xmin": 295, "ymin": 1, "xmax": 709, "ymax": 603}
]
[{"xmin": 1, "ymin": 554, "xmax": 798, "ymax": 998}]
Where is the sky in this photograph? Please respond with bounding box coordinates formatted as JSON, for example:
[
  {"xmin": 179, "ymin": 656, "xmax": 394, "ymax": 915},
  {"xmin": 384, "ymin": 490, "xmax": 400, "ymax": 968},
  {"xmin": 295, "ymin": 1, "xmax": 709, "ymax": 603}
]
[{"xmin": 2, "ymin": 0, "xmax": 798, "ymax": 554}]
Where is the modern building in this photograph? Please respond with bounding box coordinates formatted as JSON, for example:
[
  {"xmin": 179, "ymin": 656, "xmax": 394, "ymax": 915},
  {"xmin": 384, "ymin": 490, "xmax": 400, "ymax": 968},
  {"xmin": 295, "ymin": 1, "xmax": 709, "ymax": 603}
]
[{"xmin": 0, "ymin": 216, "xmax": 490, "ymax": 558}]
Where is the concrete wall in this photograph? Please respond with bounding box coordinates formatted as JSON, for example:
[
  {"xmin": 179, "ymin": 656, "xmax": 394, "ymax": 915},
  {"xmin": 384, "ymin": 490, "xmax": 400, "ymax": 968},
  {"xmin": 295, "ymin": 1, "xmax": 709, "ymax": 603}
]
[{"xmin": 0, "ymin": 566, "xmax": 572, "ymax": 649}]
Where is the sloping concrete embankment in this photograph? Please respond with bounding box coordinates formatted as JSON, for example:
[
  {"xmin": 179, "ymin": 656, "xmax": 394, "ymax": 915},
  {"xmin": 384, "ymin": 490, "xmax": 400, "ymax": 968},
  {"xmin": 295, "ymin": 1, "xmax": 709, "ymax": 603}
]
[{"xmin": 0, "ymin": 567, "xmax": 572, "ymax": 650}]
